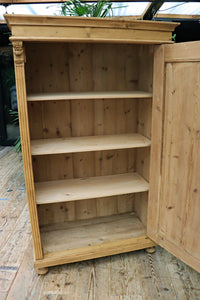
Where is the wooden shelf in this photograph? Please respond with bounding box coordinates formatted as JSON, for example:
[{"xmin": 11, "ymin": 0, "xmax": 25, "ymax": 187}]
[
  {"xmin": 35, "ymin": 173, "xmax": 149, "ymax": 205},
  {"xmin": 36, "ymin": 212, "xmax": 155, "ymax": 268},
  {"xmin": 27, "ymin": 91, "xmax": 152, "ymax": 102},
  {"xmin": 31, "ymin": 133, "xmax": 151, "ymax": 156},
  {"xmin": 40, "ymin": 213, "xmax": 146, "ymax": 254},
  {"xmin": 36, "ymin": 212, "xmax": 155, "ymax": 267}
]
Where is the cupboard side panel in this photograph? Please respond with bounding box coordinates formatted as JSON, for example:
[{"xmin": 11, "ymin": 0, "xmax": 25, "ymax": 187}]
[
  {"xmin": 136, "ymin": 98, "xmax": 152, "ymax": 182},
  {"xmin": 13, "ymin": 42, "xmax": 43, "ymax": 260},
  {"xmin": 134, "ymin": 192, "xmax": 148, "ymax": 227},
  {"xmin": 147, "ymin": 45, "xmax": 165, "ymax": 238},
  {"xmin": 135, "ymin": 98, "xmax": 152, "ymax": 227},
  {"xmin": 138, "ymin": 45, "xmax": 154, "ymax": 93},
  {"xmin": 135, "ymin": 45, "xmax": 153, "ymax": 227}
]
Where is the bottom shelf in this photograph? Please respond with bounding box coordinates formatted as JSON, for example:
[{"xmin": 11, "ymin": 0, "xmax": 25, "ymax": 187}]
[{"xmin": 35, "ymin": 213, "xmax": 155, "ymax": 268}]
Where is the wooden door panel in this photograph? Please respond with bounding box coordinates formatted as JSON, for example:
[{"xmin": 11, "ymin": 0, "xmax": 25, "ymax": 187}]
[
  {"xmin": 148, "ymin": 41, "xmax": 200, "ymax": 272},
  {"xmin": 160, "ymin": 62, "xmax": 200, "ymax": 257}
]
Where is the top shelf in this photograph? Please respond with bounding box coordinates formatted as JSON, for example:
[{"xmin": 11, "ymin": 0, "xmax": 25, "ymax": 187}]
[{"xmin": 27, "ymin": 91, "xmax": 152, "ymax": 102}]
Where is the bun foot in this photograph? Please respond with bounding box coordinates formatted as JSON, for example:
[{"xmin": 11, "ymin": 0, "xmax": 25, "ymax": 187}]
[
  {"xmin": 36, "ymin": 267, "xmax": 49, "ymax": 275},
  {"xmin": 145, "ymin": 246, "xmax": 156, "ymax": 254}
]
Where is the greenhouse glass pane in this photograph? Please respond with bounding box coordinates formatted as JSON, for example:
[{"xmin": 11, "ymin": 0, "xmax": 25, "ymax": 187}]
[
  {"xmin": 158, "ymin": 2, "xmax": 200, "ymax": 15},
  {"xmin": 112, "ymin": 2, "xmax": 149, "ymax": 16},
  {"xmin": 5, "ymin": 4, "xmax": 61, "ymax": 16},
  {"xmin": 1, "ymin": 2, "xmax": 149, "ymax": 21}
]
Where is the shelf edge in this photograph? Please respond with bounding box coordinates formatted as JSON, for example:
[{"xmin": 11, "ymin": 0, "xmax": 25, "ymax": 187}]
[
  {"xmin": 34, "ymin": 236, "xmax": 156, "ymax": 268},
  {"xmin": 27, "ymin": 91, "xmax": 153, "ymax": 102},
  {"xmin": 35, "ymin": 173, "xmax": 149, "ymax": 205},
  {"xmin": 31, "ymin": 133, "xmax": 151, "ymax": 156}
]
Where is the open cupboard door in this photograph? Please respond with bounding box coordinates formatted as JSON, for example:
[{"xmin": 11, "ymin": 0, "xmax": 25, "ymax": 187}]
[{"xmin": 148, "ymin": 41, "xmax": 200, "ymax": 273}]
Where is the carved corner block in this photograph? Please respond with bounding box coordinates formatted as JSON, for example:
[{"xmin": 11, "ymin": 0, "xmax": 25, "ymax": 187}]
[{"xmin": 13, "ymin": 41, "xmax": 26, "ymax": 65}]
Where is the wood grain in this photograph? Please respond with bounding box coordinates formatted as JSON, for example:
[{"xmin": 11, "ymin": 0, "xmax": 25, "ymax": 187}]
[
  {"xmin": 35, "ymin": 213, "xmax": 155, "ymax": 268},
  {"xmin": 165, "ymin": 41, "xmax": 200, "ymax": 62},
  {"xmin": 148, "ymin": 41, "xmax": 200, "ymax": 273},
  {"xmin": 35, "ymin": 173, "xmax": 149, "ymax": 205},
  {"xmin": 1, "ymin": 148, "xmax": 200, "ymax": 299},
  {"xmin": 134, "ymin": 45, "xmax": 153, "ymax": 228},
  {"xmin": 159, "ymin": 60, "xmax": 200, "ymax": 272},
  {"xmin": 13, "ymin": 41, "xmax": 43, "ymax": 260},
  {"xmin": 26, "ymin": 43, "xmax": 141, "ymax": 223},
  {"xmin": 27, "ymin": 90, "xmax": 152, "ymax": 101},
  {"xmin": 5, "ymin": 15, "xmax": 178, "ymax": 44},
  {"xmin": 7, "ymin": 14, "xmax": 183, "ymax": 271},
  {"xmin": 31, "ymin": 133, "xmax": 151, "ymax": 156},
  {"xmin": 35, "ymin": 235, "xmax": 155, "ymax": 269},
  {"xmin": 40, "ymin": 212, "xmax": 146, "ymax": 253},
  {"xmin": 25, "ymin": 43, "xmax": 140, "ymax": 95},
  {"xmin": 147, "ymin": 45, "xmax": 165, "ymax": 238}
]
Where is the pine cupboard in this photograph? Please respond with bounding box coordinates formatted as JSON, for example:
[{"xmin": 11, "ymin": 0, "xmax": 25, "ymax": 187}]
[{"xmin": 4, "ymin": 14, "xmax": 200, "ymax": 275}]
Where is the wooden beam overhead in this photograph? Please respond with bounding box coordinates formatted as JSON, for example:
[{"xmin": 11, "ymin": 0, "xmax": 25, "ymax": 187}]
[
  {"xmin": 1, "ymin": 0, "xmax": 200, "ymax": 3},
  {"xmin": 155, "ymin": 13, "xmax": 200, "ymax": 19},
  {"xmin": 142, "ymin": 1, "xmax": 164, "ymax": 20}
]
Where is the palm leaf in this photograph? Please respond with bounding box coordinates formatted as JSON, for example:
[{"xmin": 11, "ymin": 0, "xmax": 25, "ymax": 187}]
[{"xmin": 61, "ymin": 0, "xmax": 115, "ymax": 18}]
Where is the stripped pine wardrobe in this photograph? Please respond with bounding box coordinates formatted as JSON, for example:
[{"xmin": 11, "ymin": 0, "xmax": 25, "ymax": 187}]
[{"xmin": 5, "ymin": 14, "xmax": 200, "ymax": 274}]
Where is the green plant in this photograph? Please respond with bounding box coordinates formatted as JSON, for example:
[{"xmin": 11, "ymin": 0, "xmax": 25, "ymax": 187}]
[
  {"xmin": 13, "ymin": 136, "xmax": 21, "ymax": 153},
  {"xmin": 9, "ymin": 109, "xmax": 21, "ymax": 153},
  {"xmin": 9, "ymin": 109, "xmax": 19, "ymax": 125},
  {"xmin": 61, "ymin": 0, "xmax": 113, "ymax": 17},
  {"xmin": 172, "ymin": 33, "xmax": 176, "ymax": 42}
]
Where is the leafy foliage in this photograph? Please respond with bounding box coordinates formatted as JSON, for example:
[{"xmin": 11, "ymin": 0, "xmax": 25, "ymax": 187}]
[
  {"xmin": 61, "ymin": 0, "xmax": 113, "ymax": 18},
  {"xmin": 172, "ymin": 33, "xmax": 176, "ymax": 42},
  {"xmin": 9, "ymin": 109, "xmax": 21, "ymax": 153},
  {"xmin": 9, "ymin": 109, "xmax": 19, "ymax": 126},
  {"xmin": 13, "ymin": 137, "xmax": 21, "ymax": 153}
]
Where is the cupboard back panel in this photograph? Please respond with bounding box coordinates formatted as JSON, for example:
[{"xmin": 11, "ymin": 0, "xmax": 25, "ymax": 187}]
[
  {"xmin": 38, "ymin": 194, "xmax": 135, "ymax": 226},
  {"xmin": 25, "ymin": 43, "xmax": 139, "ymax": 94},
  {"xmin": 27, "ymin": 42, "xmax": 153, "ymax": 226},
  {"xmin": 33, "ymin": 149, "xmax": 136, "ymax": 182},
  {"xmin": 34, "ymin": 148, "xmax": 136, "ymax": 223},
  {"xmin": 28, "ymin": 98, "xmax": 138, "ymax": 140}
]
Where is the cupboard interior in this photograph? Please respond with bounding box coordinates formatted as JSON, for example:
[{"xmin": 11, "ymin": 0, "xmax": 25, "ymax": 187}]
[{"xmin": 26, "ymin": 42, "xmax": 153, "ymax": 254}]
